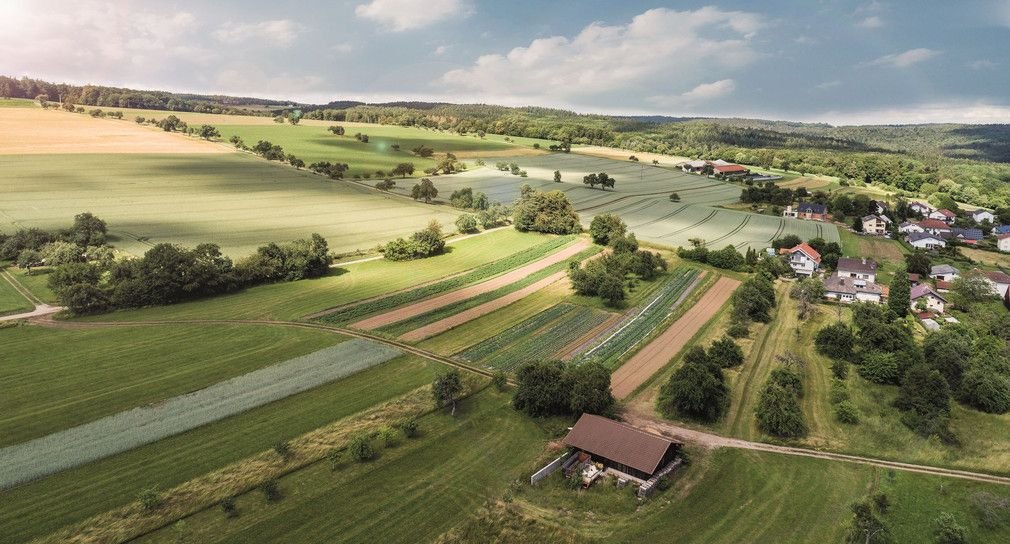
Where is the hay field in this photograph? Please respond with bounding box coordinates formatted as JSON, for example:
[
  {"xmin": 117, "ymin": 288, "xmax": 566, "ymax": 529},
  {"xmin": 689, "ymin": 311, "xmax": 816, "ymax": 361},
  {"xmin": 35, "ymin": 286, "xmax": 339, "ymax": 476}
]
[{"xmin": 0, "ymin": 109, "xmax": 228, "ymax": 155}]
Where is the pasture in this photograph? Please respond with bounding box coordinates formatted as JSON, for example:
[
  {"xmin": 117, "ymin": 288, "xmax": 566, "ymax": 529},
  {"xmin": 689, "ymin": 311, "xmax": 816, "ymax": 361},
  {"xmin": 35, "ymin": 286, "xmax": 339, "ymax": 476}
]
[
  {"xmin": 0, "ymin": 272, "xmax": 33, "ymax": 315},
  {"xmin": 6, "ymin": 267, "xmax": 58, "ymax": 303},
  {"xmin": 0, "ymin": 355, "xmax": 439, "ymax": 543}
]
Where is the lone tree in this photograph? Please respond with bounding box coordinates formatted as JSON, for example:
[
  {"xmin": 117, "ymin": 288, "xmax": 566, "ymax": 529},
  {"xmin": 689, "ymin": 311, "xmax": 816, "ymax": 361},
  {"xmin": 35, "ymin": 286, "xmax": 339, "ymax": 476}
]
[
  {"xmin": 198, "ymin": 125, "xmax": 220, "ymax": 140},
  {"xmin": 553, "ymin": 170, "xmax": 562, "ymax": 183},
  {"xmin": 392, "ymin": 162, "xmax": 415, "ymax": 178},
  {"xmin": 432, "ymin": 369, "xmax": 464, "ymax": 416},
  {"xmin": 889, "ymin": 267, "xmax": 911, "ymax": 317},
  {"xmin": 328, "ymin": 125, "xmax": 345, "ymax": 135},
  {"xmin": 412, "ymin": 178, "xmax": 438, "ymax": 203}
]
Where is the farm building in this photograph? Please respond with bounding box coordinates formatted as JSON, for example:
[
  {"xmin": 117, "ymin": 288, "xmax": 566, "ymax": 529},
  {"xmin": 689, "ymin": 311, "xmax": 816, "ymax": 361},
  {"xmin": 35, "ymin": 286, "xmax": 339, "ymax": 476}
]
[
  {"xmin": 972, "ymin": 209, "xmax": 996, "ymax": 224},
  {"xmin": 928, "ymin": 209, "xmax": 957, "ymax": 224},
  {"xmin": 930, "ymin": 264, "xmax": 960, "ymax": 282},
  {"xmin": 681, "ymin": 160, "xmax": 709, "ymax": 174},
  {"xmin": 783, "ymin": 202, "xmax": 828, "ymax": 221},
  {"xmin": 712, "ymin": 163, "xmax": 749, "ymax": 178},
  {"xmin": 998, "ymin": 233, "xmax": 1010, "ymax": 253},
  {"xmin": 837, "ymin": 257, "xmax": 878, "ymax": 283},
  {"xmin": 911, "ymin": 284, "xmax": 947, "ymax": 313},
  {"xmin": 861, "ymin": 215, "xmax": 890, "ymax": 236},
  {"xmin": 906, "ymin": 232, "xmax": 946, "ymax": 250},
  {"xmin": 824, "ymin": 273, "xmax": 884, "ymax": 304},
  {"xmin": 562, "ymin": 414, "xmax": 682, "ymax": 483},
  {"xmin": 786, "ymin": 243, "xmax": 821, "ymax": 276}
]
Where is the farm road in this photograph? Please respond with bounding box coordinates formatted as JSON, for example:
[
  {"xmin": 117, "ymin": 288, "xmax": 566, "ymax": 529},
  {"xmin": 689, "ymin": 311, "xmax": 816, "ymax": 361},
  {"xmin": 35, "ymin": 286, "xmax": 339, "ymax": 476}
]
[{"xmin": 0, "ymin": 269, "xmax": 64, "ymax": 322}]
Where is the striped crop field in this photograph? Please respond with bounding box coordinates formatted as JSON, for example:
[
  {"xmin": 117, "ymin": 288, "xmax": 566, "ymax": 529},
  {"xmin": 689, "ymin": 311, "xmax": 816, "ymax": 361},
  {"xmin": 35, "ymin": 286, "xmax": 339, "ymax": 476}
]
[
  {"xmin": 457, "ymin": 303, "xmax": 614, "ymax": 372},
  {"xmin": 315, "ymin": 235, "xmax": 576, "ymax": 325},
  {"xmin": 0, "ymin": 339, "xmax": 401, "ymax": 489},
  {"xmin": 576, "ymin": 268, "xmax": 701, "ymax": 369}
]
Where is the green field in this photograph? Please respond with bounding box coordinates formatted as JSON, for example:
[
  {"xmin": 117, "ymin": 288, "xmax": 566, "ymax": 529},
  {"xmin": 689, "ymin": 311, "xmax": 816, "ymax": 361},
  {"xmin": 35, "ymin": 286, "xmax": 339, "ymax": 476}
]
[
  {"xmin": 6, "ymin": 267, "xmax": 58, "ymax": 303},
  {"xmin": 0, "ymin": 152, "xmax": 460, "ymax": 258},
  {"xmin": 0, "ymin": 355, "xmax": 438, "ymax": 543},
  {"xmin": 79, "ymin": 229, "xmax": 555, "ymax": 322},
  {"xmin": 0, "ymin": 273, "xmax": 33, "ymax": 315},
  {"xmin": 1, "ymin": 323, "xmax": 346, "ymax": 446},
  {"xmin": 0, "ymin": 98, "xmax": 36, "ymax": 108}
]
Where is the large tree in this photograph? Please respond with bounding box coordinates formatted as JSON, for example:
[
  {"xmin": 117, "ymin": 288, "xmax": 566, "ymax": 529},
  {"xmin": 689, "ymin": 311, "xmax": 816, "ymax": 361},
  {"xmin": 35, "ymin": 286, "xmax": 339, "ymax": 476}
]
[
  {"xmin": 432, "ymin": 369, "xmax": 464, "ymax": 416},
  {"xmin": 888, "ymin": 267, "xmax": 911, "ymax": 317},
  {"xmin": 412, "ymin": 178, "xmax": 438, "ymax": 203},
  {"xmin": 658, "ymin": 346, "xmax": 728, "ymax": 421}
]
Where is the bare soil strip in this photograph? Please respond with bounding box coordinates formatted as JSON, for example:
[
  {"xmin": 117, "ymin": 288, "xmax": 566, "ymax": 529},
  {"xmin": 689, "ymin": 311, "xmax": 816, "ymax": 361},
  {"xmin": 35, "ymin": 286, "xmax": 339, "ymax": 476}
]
[
  {"xmin": 398, "ymin": 271, "xmax": 570, "ymax": 342},
  {"xmin": 610, "ymin": 276, "xmax": 741, "ymax": 399},
  {"xmin": 350, "ymin": 239, "xmax": 590, "ymax": 330},
  {"xmin": 0, "ymin": 109, "xmax": 230, "ymax": 155}
]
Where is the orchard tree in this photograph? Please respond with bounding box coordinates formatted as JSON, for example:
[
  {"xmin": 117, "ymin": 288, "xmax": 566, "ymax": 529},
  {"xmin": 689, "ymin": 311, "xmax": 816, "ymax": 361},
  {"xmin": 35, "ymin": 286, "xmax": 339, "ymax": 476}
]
[
  {"xmin": 658, "ymin": 346, "xmax": 728, "ymax": 421},
  {"xmin": 815, "ymin": 322, "xmax": 856, "ymax": 360},
  {"xmin": 589, "ymin": 213, "xmax": 627, "ymax": 246},
  {"xmin": 432, "ymin": 369, "xmax": 464, "ymax": 416}
]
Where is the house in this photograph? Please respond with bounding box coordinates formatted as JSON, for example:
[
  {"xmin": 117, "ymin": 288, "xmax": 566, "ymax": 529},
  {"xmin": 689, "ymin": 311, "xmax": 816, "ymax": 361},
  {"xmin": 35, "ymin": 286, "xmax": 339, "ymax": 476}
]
[
  {"xmin": 837, "ymin": 257, "xmax": 878, "ymax": 283},
  {"xmin": 681, "ymin": 160, "xmax": 709, "ymax": 174},
  {"xmin": 916, "ymin": 219, "xmax": 952, "ymax": 236},
  {"xmin": 861, "ymin": 214, "xmax": 890, "ymax": 236},
  {"xmin": 928, "ymin": 209, "xmax": 957, "ymax": 224},
  {"xmin": 562, "ymin": 414, "xmax": 682, "ymax": 484},
  {"xmin": 995, "ymin": 225, "xmax": 1010, "ymax": 236},
  {"xmin": 787, "ymin": 243, "xmax": 821, "ymax": 276},
  {"xmin": 909, "ymin": 201, "xmax": 934, "ymax": 215},
  {"xmin": 824, "ymin": 273, "xmax": 884, "ymax": 304},
  {"xmin": 899, "ymin": 221, "xmax": 924, "ymax": 234},
  {"xmin": 930, "ymin": 264, "xmax": 960, "ymax": 282},
  {"xmin": 984, "ymin": 270, "xmax": 1010, "ymax": 298},
  {"xmin": 872, "ymin": 200, "xmax": 888, "ymax": 215},
  {"xmin": 783, "ymin": 202, "xmax": 829, "ymax": 221},
  {"xmin": 998, "ymin": 233, "xmax": 1010, "ymax": 253},
  {"xmin": 908, "ymin": 273, "xmax": 922, "ymax": 286},
  {"xmin": 911, "ymin": 283, "xmax": 947, "ymax": 313},
  {"xmin": 906, "ymin": 232, "xmax": 946, "ymax": 250},
  {"xmin": 972, "ymin": 209, "xmax": 997, "ymax": 224},
  {"xmin": 935, "ymin": 280, "xmax": 952, "ymax": 293},
  {"xmin": 946, "ymin": 228, "xmax": 984, "ymax": 245},
  {"xmin": 712, "ymin": 163, "xmax": 749, "ymax": 178}
]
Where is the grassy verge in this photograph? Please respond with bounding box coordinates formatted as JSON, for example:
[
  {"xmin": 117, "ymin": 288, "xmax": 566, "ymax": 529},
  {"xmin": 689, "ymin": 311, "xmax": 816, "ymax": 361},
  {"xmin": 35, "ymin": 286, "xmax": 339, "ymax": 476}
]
[{"xmin": 0, "ymin": 355, "xmax": 438, "ymax": 543}]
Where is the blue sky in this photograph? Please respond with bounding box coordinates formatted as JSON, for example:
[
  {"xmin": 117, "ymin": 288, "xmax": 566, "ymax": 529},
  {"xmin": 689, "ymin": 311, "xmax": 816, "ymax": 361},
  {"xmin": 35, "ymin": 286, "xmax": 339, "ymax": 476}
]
[{"xmin": 3, "ymin": 0, "xmax": 1010, "ymax": 124}]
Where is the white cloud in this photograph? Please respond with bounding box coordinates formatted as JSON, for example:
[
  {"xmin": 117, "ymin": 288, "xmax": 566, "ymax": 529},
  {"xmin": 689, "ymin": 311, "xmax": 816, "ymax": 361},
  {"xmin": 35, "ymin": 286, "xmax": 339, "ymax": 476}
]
[
  {"xmin": 215, "ymin": 64, "xmax": 324, "ymax": 97},
  {"xmin": 212, "ymin": 20, "xmax": 302, "ymax": 48},
  {"xmin": 968, "ymin": 59, "xmax": 997, "ymax": 70},
  {"xmin": 856, "ymin": 16, "xmax": 884, "ymax": 28},
  {"xmin": 434, "ymin": 45, "xmax": 449, "ymax": 56},
  {"xmin": 441, "ymin": 7, "xmax": 763, "ymax": 104},
  {"xmin": 808, "ymin": 101, "xmax": 1010, "ymax": 125},
  {"xmin": 355, "ymin": 0, "xmax": 469, "ymax": 32},
  {"xmin": 648, "ymin": 79, "xmax": 736, "ymax": 108},
  {"xmin": 865, "ymin": 48, "xmax": 940, "ymax": 68},
  {"xmin": 816, "ymin": 80, "xmax": 842, "ymax": 90}
]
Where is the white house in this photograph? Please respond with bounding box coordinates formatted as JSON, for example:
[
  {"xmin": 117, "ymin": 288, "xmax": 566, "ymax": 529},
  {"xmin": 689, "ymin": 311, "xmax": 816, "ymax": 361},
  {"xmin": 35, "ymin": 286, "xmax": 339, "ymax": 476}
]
[
  {"xmin": 909, "ymin": 201, "xmax": 934, "ymax": 215},
  {"xmin": 928, "ymin": 209, "xmax": 957, "ymax": 224},
  {"xmin": 972, "ymin": 209, "xmax": 997, "ymax": 224},
  {"xmin": 984, "ymin": 270, "xmax": 1010, "ymax": 298},
  {"xmin": 911, "ymin": 284, "xmax": 946, "ymax": 313},
  {"xmin": 998, "ymin": 233, "xmax": 1010, "ymax": 253},
  {"xmin": 861, "ymin": 215, "xmax": 890, "ymax": 236},
  {"xmin": 681, "ymin": 160, "xmax": 709, "ymax": 174},
  {"xmin": 824, "ymin": 273, "xmax": 884, "ymax": 304},
  {"xmin": 837, "ymin": 257, "xmax": 878, "ymax": 283},
  {"xmin": 906, "ymin": 232, "xmax": 946, "ymax": 250},
  {"xmin": 899, "ymin": 221, "xmax": 924, "ymax": 234},
  {"xmin": 930, "ymin": 264, "xmax": 960, "ymax": 282},
  {"xmin": 917, "ymin": 219, "xmax": 953, "ymax": 237},
  {"xmin": 786, "ymin": 243, "xmax": 821, "ymax": 277}
]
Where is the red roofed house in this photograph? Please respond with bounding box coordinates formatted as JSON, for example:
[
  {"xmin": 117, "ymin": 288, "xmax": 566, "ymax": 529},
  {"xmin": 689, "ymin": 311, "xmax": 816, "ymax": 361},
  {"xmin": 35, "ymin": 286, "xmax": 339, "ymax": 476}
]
[
  {"xmin": 911, "ymin": 283, "xmax": 946, "ymax": 313},
  {"xmin": 712, "ymin": 163, "xmax": 749, "ymax": 179},
  {"xmin": 916, "ymin": 219, "xmax": 952, "ymax": 236},
  {"xmin": 928, "ymin": 209, "xmax": 957, "ymax": 224},
  {"xmin": 787, "ymin": 243, "xmax": 821, "ymax": 277},
  {"xmin": 984, "ymin": 270, "xmax": 1010, "ymax": 298}
]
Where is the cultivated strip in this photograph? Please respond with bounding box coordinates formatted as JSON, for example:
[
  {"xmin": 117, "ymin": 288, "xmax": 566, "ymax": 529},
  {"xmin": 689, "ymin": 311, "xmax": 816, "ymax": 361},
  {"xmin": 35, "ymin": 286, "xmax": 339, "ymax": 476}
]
[{"xmin": 0, "ymin": 339, "xmax": 401, "ymax": 489}]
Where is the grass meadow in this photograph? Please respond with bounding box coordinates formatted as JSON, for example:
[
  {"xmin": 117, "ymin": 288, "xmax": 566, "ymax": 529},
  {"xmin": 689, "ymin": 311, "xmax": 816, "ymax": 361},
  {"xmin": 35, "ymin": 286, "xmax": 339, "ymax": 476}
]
[
  {"xmin": 7, "ymin": 267, "xmax": 58, "ymax": 303},
  {"xmin": 0, "ymin": 274, "xmax": 33, "ymax": 315},
  {"xmin": 0, "ymin": 355, "xmax": 439, "ymax": 543}
]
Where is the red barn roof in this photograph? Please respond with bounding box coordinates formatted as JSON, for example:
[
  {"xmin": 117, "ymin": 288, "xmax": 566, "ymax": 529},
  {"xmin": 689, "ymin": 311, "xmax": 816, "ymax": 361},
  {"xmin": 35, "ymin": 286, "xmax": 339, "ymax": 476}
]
[{"xmin": 713, "ymin": 164, "xmax": 748, "ymax": 173}]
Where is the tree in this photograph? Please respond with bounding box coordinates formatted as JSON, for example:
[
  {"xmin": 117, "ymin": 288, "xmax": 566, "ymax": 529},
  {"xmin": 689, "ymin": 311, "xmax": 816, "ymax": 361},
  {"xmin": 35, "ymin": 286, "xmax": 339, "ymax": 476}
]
[
  {"xmin": 859, "ymin": 351, "xmax": 900, "ymax": 385},
  {"xmin": 392, "ymin": 162, "xmax": 415, "ymax": 178},
  {"xmin": 959, "ymin": 367, "xmax": 1010, "ymax": 414},
  {"xmin": 35, "ymin": 93, "xmax": 48, "ymax": 108},
  {"xmin": 583, "ymin": 173, "xmax": 599, "ymax": 189},
  {"xmin": 413, "ymin": 178, "xmax": 438, "ymax": 203},
  {"xmin": 949, "ymin": 269, "xmax": 998, "ymax": 310},
  {"xmin": 708, "ymin": 336, "xmax": 744, "ymax": 368},
  {"xmin": 17, "ymin": 249, "xmax": 43, "ymax": 275},
  {"xmin": 197, "ymin": 125, "xmax": 220, "ymax": 140},
  {"xmin": 845, "ymin": 497, "xmax": 891, "ymax": 544},
  {"xmin": 669, "ymin": 193, "xmax": 681, "ymax": 202},
  {"xmin": 933, "ymin": 512, "xmax": 967, "ymax": 544},
  {"xmin": 906, "ymin": 251, "xmax": 931, "ymax": 277},
  {"xmin": 588, "ymin": 213, "xmax": 627, "ymax": 246},
  {"xmin": 816, "ymin": 322, "xmax": 856, "ymax": 360},
  {"xmin": 455, "ymin": 214, "xmax": 478, "ymax": 233},
  {"xmin": 432, "ymin": 369, "xmax": 464, "ymax": 416},
  {"xmin": 513, "ymin": 361, "xmax": 568, "ymax": 417},
  {"xmin": 287, "ymin": 110, "xmax": 303, "ymax": 125},
  {"xmin": 923, "ymin": 326, "xmax": 973, "ymax": 390},
  {"xmin": 790, "ymin": 277, "xmax": 825, "ymax": 319},
  {"xmin": 61, "ymin": 282, "xmax": 110, "ymax": 315},
  {"xmin": 658, "ymin": 346, "xmax": 728, "ymax": 421},
  {"xmin": 412, "ymin": 145, "xmax": 434, "ymax": 158},
  {"xmin": 513, "ymin": 190, "xmax": 581, "ymax": 234},
  {"xmin": 567, "ymin": 362, "xmax": 614, "ymax": 416},
  {"xmin": 895, "ymin": 365, "xmax": 953, "ymax": 441},
  {"xmin": 328, "ymin": 125, "xmax": 345, "ymax": 135},
  {"xmin": 553, "ymin": 170, "xmax": 562, "ymax": 183},
  {"xmin": 755, "ymin": 382, "xmax": 807, "ymax": 438},
  {"xmin": 348, "ymin": 435, "xmax": 375, "ymax": 462},
  {"xmin": 889, "ymin": 267, "xmax": 911, "ymax": 317}
]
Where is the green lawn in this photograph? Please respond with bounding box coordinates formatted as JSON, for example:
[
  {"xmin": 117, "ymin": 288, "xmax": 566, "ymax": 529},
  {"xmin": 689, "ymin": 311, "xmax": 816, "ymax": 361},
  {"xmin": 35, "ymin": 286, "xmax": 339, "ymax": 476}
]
[
  {"xmin": 0, "ymin": 98, "xmax": 36, "ymax": 108},
  {"xmin": 6, "ymin": 266, "xmax": 58, "ymax": 304},
  {"xmin": 80, "ymin": 229, "xmax": 555, "ymax": 322},
  {"xmin": 0, "ymin": 272, "xmax": 33, "ymax": 315},
  {"xmin": 0, "ymin": 323, "xmax": 346, "ymax": 446},
  {"xmin": 136, "ymin": 388, "xmax": 546, "ymax": 544},
  {"xmin": 0, "ymin": 355, "xmax": 438, "ymax": 543}
]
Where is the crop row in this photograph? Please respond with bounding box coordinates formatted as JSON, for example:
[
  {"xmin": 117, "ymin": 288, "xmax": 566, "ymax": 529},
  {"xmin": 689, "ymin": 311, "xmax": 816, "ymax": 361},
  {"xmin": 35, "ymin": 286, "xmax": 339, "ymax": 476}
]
[
  {"xmin": 456, "ymin": 303, "xmax": 575, "ymax": 362},
  {"xmin": 378, "ymin": 246, "xmax": 601, "ymax": 337},
  {"xmin": 0, "ymin": 339, "xmax": 402, "ymax": 490},
  {"xmin": 317, "ymin": 235, "xmax": 576, "ymax": 325},
  {"xmin": 575, "ymin": 268, "xmax": 700, "ymax": 368}
]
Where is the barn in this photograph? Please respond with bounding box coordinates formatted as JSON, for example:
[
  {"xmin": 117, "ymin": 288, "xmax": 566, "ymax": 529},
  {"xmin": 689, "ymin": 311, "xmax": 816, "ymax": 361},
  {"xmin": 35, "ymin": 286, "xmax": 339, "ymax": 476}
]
[{"xmin": 562, "ymin": 414, "xmax": 682, "ymax": 482}]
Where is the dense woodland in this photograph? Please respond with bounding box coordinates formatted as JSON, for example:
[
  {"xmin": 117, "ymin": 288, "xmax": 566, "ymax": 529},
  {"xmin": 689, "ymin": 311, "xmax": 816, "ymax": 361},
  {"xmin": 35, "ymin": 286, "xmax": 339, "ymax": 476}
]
[{"xmin": 7, "ymin": 76, "xmax": 1010, "ymax": 207}]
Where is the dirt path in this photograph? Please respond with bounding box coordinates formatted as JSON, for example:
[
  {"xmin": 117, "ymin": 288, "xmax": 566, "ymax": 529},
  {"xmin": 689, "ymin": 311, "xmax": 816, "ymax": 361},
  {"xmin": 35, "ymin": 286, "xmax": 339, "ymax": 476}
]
[
  {"xmin": 622, "ymin": 410, "xmax": 1010, "ymax": 487},
  {"xmin": 398, "ymin": 271, "xmax": 569, "ymax": 342},
  {"xmin": 350, "ymin": 239, "xmax": 590, "ymax": 330},
  {"xmin": 610, "ymin": 277, "xmax": 741, "ymax": 399},
  {"xmin": 0, "ymin": 270, "xmax": 64, "ymax": 322}
]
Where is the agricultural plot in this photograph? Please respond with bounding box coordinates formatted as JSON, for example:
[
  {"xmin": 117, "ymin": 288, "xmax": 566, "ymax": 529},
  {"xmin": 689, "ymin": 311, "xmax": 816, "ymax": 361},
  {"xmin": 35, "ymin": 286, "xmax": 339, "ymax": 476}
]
[
  {"xmin": 576, "ymin": 268, "xmax": 701, "ymax": 368},
  {"xmin": 0, "ymin": 338, "xmax": 401, "ymax": 489},
  {"xmin": 457, "ymin": 303, "xmax": 613, "ymax": 372},
  {"xmin": 0, "ymin": 152, "xmax": 460, "ymax": 257},
  {"xmin": 0, "ymin": 355, "xmax": 439, "ymax": 543}
]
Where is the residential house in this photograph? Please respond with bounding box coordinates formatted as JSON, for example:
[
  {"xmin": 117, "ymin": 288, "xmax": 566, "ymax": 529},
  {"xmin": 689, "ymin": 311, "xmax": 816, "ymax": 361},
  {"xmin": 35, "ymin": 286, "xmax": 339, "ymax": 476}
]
[
  {"xmin": 999, "ymin": 233, "xmax": 1010, "ymax": 253},
  {"xmin": 930, "ymin": 264, "xmax": 960, "ymax": 282},
  {"xmin": 906, "ymin": 232, "xmax": 946, "ymax": 250},
  {"xmin": 995, "ymin": 225, "xmax": 1010, "ymax": 236},
  {"xmin": 946, "ymin": 228, "xmax": 984, "ymax": 245},
  {"xmin": 681, "ymin": 160, "xmax": 709, "ymax": 174},
  {"xmin": 928, "ymin": 209, "xmax": 957, "ymax": 224},
  {"xmin": 861, "ymin": 214, "xmax": 890, "ymax": 236},
  {"xmin": 837, "ymin": 257, "xmax": 878, "ymax": 283},
  {"xmin": 787, "ymin": 243, "xmax": 821, "ymax": 277},
  {"xmin": 984, "ymin": 270, "xmax": 1010, "ymax": 298},
  {"xmin": 899, "ymin": 221, "xmax": 924, "ymax": 234},
  {"xmin": 872, "ymin": 200, "xmax": 888, "ymax": 215},
  {"xmin": 911, "ymin": 284, "xmax": 946, "ymax": 313},
  {"xmin": 908, "ymin": 273, "xmax": 922, "ymax": 286},
  {"xmin": 972, "ymin": 209, "xmax": 997, "ymax": 224},
  {"xmin": 824, "ymin": 273, "xmax": 884, "ymax": 304},
  {"xmin": 909, "ymin": 201, "xmax": 934, "ymax": 216},
  {"xmin": 935, "ymin": 280, "xmax": 952, "ymax": 293},
  {"xmin": 916, "ymin": 219, "xmax": 952, "ymax": 237},
  {"xmin": 783, "ymin": 202, "xmax": 829, "ymax": 221}
]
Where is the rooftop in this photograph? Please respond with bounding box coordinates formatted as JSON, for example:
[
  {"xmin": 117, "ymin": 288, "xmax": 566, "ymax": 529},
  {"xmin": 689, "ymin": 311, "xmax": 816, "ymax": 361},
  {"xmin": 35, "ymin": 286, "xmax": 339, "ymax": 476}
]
[
  {"xmin": 906, "ymin": 232, "xmax": 944, "ymax": 243},
  {"xmin": 917, "ymin": 219, "xmax": 952, "ymax": 230},
  {"xmin": 824, "ymin": 273, "xmax": 883, "ymax": 296},
  {"xmin": 837, "ymin": 257, "xmax": 878, "ymax": 274},
  {"xmin": 563, "ymin": 414, "xmax": 681, "ymax": 476},
  {"xmin": 931, "ymin": 264, "xmax": 960, "ymax": 275},
  {"xmin": 912, "ymin": 283, "xmax": 947, "ymax": 302},
  {"xmin": 797, "ymin": 202, "xmax": 827, "ymax": 214},
  {"xmin": 788, "ymin": 243, "xmax": 822, "ymax": 263}
]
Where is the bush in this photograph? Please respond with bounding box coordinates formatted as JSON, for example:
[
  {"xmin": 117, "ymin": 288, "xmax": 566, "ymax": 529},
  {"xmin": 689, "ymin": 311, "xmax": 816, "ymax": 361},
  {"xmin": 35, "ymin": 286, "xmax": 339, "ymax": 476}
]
[
  {"xmin": 933, "ymin": 512, "xmax": 967, "ymax": 544},
  {"xmin": 832, "ymin": 358, "xmax": 849, "ymax": 380},
  {"xmin": 755, "ymin": 383, "xmax": 807, "ymax": 438},
  {"xmin": 273, "ymin": 441, "xmax": 292, "ymax": 461},
  {"xmin": 830, "ymin": 380, "xmax": 850, "ymax": 404},
  {"xmin": 513, "ymin": 189, "xmax": 581, "ymax": 234},
  {"xmin": 398, "ymin": 419, "xmax": 419, "ymax": 438},
  {"xmin": 816, "ymin": 322, "xmax": 856, "ymax": 361},
  {"xmin": 327, "ymin": 448, "xmax": 342, "ymax": 471},
  {"xmin": 835, "ymin": 400, "xmax": 860, "ymax": 424},
  {"xmin": 455, "ymin": 214, "xmax": 479, "ymax": 233},
  {"xmin": 261, "ymin": 479, "xmax": 282, "ymax": 502},
  {"xmin": 221, "ymin": 496, "xmax": 239, "ymax": 518},
  {"xmin": 589, "ymin": 213, "xmax": 627, "ymax": 246},
  {"xmin": 491, "ymin": 370, "xmax": 508, "ymax": 391},
  {"xmin": 61, "ymin": 283, "xmax": 111, "ymax": 315},
  {"xmin": 658, "ymin": 347, "xmax": 728, "ymax": 422},
  {"xmin": 383, "ymin": 221, "xmax": 445, "ymax": 261},
  {"xmin": 349, "ymin": 435, "xmax": 375, "ymax": 462},
  {"xmin": 379, "ymin": 426, "xmax": 399, "ymax": 448},
  {"xmin": 959, "ymin": 367, "xmax": 1010, "ymax": 413},
  {"xmin": 859, "ymin": 351, "xmax": 900, "ymax": 385},
  {"xmin": 138, "ymin": 487, "xmax": 161, "ymax": 511},
  {"xmin": 708, "ymin": 336, "xmax": 744, "ymax": 368},
  {"xmin": 727, "ymin": 321, "xmax": 750, "ymax": 338}
]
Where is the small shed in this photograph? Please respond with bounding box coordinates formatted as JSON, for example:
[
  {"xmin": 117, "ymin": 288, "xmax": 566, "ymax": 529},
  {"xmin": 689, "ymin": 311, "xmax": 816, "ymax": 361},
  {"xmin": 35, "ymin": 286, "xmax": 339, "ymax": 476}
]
[{"xmin": 562, "ymin": 414, "xmax": 681, "ymax": 482}]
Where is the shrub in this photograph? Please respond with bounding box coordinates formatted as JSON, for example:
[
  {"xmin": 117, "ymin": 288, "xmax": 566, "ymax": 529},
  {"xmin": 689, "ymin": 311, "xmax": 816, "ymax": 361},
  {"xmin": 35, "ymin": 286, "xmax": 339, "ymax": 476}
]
[
  {"xmin": 859, "ymin": 351, "xmax": 900, "ymax": 385},
  {"xmin": 327, "ymin": 448, "xmax": 342, "ymax": 471},
  {"xmin": 832, "ymin": 358, "xmax": 849, "ymax": 380},
  {"xmin": 959, "ymin": 367, "xmax": 1010, "ymax": 414},
  {"xmin": 658, "ymin": 348, "xmax": 728, "ymax": 422},
  {"xmin": 830, "ymin": 380, "xmax": 850, "ymax": 404},
  {"xmin": 816, "ymin": 322, "xmax": 856, "ymax": 361},
  {"xmin": 455, "ymin": 213, "xmax": 479, "ymax": 233},
  {"xmin": 755, "ymin": 383, "xmax": 807, "ymax": 438},
  {"xmin": 970, "ymin": 491, "xmax": 1010, "ymax": 529},
  {"xmin": 727, "ymin": 321, "xmax": 750, "ymax": 338},
  {"xmin": 933, "ymin": 512, "xmax": 967, "ymax": 544},
  {"xmin": 221, "ymin": 496, "xmax": 239, "ymax": 518},
  {"xmin": 261, "ymin": 479, "xmax": 282, "ymax": 502},
  {"xmin": 273, "ymin": 441, "xmax": 292, "ymax": 461},
  {"xmin": 398, "ymin": 419, "xmax": 420, "ymax": 438},
  {"xmin": 378, "ymin": 426, "xmax": 400, "ymax": 448},
  {"xmin": 513, "ymin": 189, "xmax": 581, "ymax": 234},
  {"xmin": 349, "ymin": 435, "xmax": 375, "ymax": 462},
  {"xmin": 835, "ymin": 400, "xmax": 860, "ymax": 424},
  {"xmin": 138, "ymin": 487, "xmax": 161, "ymax": 511},
  {"xmin": 491, "ymin": 370, "xmax": 508, "ymax": 391},
  {"xmin": 708, "ymin": 336, "xmax": 744, "ymax": 368}
]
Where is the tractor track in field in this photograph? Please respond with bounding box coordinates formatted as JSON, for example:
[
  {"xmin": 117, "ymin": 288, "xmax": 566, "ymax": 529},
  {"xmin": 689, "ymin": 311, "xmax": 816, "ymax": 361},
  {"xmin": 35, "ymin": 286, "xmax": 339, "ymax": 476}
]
[
  {"xmin": 659, "ymin": 209, "xmax": 719, "ymax": 239},
  {"xmin": 628, "ymin": 204, "xmax": 691, "ymax": 229},
  {"xmin": 573, "ymin": 184, "xmax": 729, "ymax": 213},
  {"xmin": 706, "ymin": 214, "xmax": 752, "ymax": 246}
]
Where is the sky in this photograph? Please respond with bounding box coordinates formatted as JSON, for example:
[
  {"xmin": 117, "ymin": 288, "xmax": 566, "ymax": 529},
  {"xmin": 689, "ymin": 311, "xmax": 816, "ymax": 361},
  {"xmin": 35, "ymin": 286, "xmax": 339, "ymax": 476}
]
[{"xmin": 3, "ymin": 0, "xmax": 1010, "ymax": 125}]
